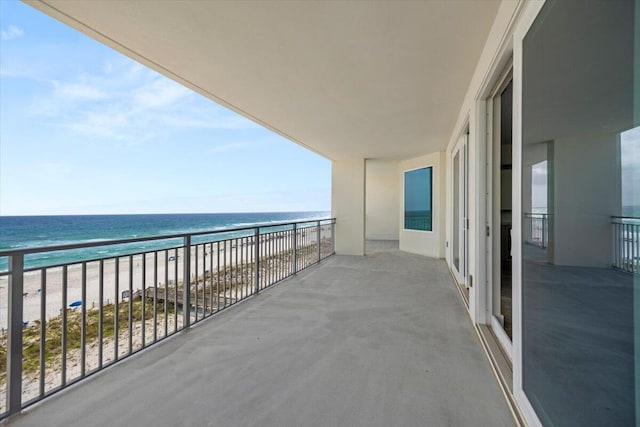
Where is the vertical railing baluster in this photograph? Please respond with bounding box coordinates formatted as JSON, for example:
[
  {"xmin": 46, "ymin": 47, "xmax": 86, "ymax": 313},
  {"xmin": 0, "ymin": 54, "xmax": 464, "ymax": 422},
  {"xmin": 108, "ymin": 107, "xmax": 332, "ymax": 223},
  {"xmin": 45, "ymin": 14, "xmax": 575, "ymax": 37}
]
[
  {"xmin": 141, "ymin": 254, "xmax": 146, "ymax": 348},
  {"xmin": 633, "ymin": 224, "xmax": 637, "ymax": 273},
  {"xmin": 7, "ymin": 254, "xmax": 24, "ymax": 415},
  {"xmin": 223, "ymin": 241, "xmax": 227, "ymax": 308},
  {"xmin": 616, "ymin": 222, "xmax": 620, "ymax": 269},
  {"xmin": 238, "ymin": 240, "xmax": 242, "ymax": 300},
  {"xmin": 244, "ymin": 237, "xmax": 248, "ymax": 298},
  {"xmin": 114, "ymin": 258, "xmax": 119, "ymax": 361},
  {"xmin": 128, "ymin": 255, "xmax": 133, "ymax": 354},
  {"xmin": 173, "ymin": 248, "xmax": 178, "ymax": 332},
  {"xmin": 164, "ymin": 250, "xmax": 168, "ymax": 337},
  {"xmin": 39, "ymin": 269, "xmax": 46, "ymax": 397},
  {"xmin": 183, "ymin": 236, "xmax": 191, "ymax": 328},
  {"xmin": 317, "ymin": 221, "xmax": 321, "ymax": 263},
  {"xmin": 81, "ymin": 262, "xmax": 87, "ymax": 377},
  {"xmin": 61, "ymin": 265, "xmax": 67, "ymax": 386},
  {"xmin": 254, "ymin": 229, "xmax": 260, "ymax": 294},
  {"xmin": 271, "ymin": 232, "xmax": 275, "ymax": 283},
  {"xmin": 331, "ymin": 220, "xmax": 335, "ymax": 254},
  {"xmin": 268, "ymin": 232, "xmax": 272, "ymax": 285},
  {"xmin": 612, "ymin": 221, "xmax": 616, "ymax": 268},
  {"xmin": 247, "ymin": 237, "xmax": 251, "ymax": 295},
  {"xmin": 209, "ymin": 243, "xmax": 214, "ymax": 314},
  {"xmin": 153, "ymin": 252, "xmax": 158, "ymax": 343},
  {"xmin": 98, "ymin": 260, "xmax": 104, "ymax": 369},
  {"xmin": 618, "ymin": 221, "xmax": 622, "ymax": 269},
  {"xmin": 625, "ymin": 224, "xmax": 630, "ymax": 272},
  {"xmin": 617, "ymin": 221, "xmax": 621, "ymax": 269},
  {"xmin": 203, "ymin": 244, "xmax": 207, "ymax": 315},
  {"xmin": 194, "ymin": 245, "xmax": 199, "ymax": 322},
  {"xmin": 235, "ymin": 239, "xmax": 239, "ymax": 303},
  {"xmin": 293, "ymin": 223, "xmax": 298, "ymax": 274},
  {"xmin": 240, "ymin": 239, "xmax": 244, "ymax": 300},
  {"xmin": 277, "ymin": 231, "xmax": 281, "ymax": 281},
  {"xmin": 217, "ymin": 241, "xmax": 221, "ymax": 311}
]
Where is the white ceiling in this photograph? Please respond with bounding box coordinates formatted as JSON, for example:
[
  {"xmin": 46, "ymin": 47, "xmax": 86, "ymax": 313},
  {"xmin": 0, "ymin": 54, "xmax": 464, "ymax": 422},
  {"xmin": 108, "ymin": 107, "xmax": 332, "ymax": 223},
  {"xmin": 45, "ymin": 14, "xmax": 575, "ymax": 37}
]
[{"xmin": 29, "ymin": 0, "xmax": 501, "ymax": 161}]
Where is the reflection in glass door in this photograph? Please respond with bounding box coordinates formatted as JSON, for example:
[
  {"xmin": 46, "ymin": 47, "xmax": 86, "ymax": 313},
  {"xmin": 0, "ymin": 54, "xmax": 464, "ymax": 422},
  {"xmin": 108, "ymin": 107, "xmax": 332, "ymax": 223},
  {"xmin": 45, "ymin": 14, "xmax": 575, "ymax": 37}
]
[{"xmin": 452, "ymin": 133, "xmax": 469, "ymax": 298}]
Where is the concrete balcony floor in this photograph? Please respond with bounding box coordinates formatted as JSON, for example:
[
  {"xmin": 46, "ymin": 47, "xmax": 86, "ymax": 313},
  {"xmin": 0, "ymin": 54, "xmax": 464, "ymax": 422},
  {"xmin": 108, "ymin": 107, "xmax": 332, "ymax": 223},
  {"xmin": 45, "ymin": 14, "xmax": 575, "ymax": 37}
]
[{"xmin": 10, "ymin": 241, "xmax": 515, "ymax": 427}]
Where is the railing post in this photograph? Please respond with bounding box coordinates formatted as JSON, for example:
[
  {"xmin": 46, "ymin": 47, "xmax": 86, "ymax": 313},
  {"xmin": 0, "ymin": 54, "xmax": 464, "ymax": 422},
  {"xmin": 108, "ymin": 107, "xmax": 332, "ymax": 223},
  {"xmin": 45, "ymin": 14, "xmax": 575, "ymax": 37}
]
[
  {"xmin": 183, "ymin": 235, "xmax": 191, "ymax": 328},
  {"xmin": 254, "ymin": 228, "xmax": 260, "ymax": 294},
  {"xmin": 541, "ymin": 215, "xmax": 546, "ymax": 249},
  {"xmin": 331, "ymin": 220, "xmax": 335, "ymax": 254},
  {"xmin": 7, "ymin": 254, "xmax": 24, "ymax": 416},
  {"xmin": 317, "ymin": 220, "xmax": 321, "ymax": 262},
  {"xmin": 293, "ymin": 223, "xmax": 298, "ymax": 274}
]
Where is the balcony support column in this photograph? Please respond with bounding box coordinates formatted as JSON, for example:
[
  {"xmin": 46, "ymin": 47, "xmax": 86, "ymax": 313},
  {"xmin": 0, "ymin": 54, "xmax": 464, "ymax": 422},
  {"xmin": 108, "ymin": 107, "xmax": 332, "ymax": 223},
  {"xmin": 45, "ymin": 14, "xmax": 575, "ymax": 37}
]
[{"xmin": 332, "ymin": 159, "xmax": 366, "ymax": 256}]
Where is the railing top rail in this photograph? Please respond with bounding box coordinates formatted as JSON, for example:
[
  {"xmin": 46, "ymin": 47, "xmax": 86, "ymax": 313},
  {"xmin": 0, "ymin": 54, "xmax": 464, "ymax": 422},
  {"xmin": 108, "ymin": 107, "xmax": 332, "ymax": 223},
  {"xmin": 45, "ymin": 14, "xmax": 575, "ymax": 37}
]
[
  {"xmin": 611, "ymin": 215, "xmax": 640, "ymax": 220},
  {"xmin": 0, "ymin": 217, "xmax": 336, "ymax": 257}
]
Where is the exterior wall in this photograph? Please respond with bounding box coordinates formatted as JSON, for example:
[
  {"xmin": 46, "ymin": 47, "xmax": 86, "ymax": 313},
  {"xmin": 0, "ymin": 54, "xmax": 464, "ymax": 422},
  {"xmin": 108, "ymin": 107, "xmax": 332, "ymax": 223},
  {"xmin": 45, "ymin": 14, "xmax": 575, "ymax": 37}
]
[
  {"xmin": 331, "ymin": 159, "xmax": 366, "ymax": 255},
  {"xmin": 365, "ymin": 159, "xmax": 399, "ymax": 240},
  {"xmin": 399, "ymin": 151, "xmax": 446, "ymax": 258}
]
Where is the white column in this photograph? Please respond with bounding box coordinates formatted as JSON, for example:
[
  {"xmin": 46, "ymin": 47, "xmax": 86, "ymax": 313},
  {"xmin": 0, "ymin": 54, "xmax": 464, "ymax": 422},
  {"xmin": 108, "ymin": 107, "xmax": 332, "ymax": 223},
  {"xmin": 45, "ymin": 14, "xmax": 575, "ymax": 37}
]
[
  {"xmin": 332, "ymin": 159, "xmax": 366, "ymax": 256},
  {"xmin": 550, "ymin": 132, "xmax": 622, "ymax": 267},
  {"xmin": 365, "ymin": 159, "xmax": 399, "ymax": 241}
]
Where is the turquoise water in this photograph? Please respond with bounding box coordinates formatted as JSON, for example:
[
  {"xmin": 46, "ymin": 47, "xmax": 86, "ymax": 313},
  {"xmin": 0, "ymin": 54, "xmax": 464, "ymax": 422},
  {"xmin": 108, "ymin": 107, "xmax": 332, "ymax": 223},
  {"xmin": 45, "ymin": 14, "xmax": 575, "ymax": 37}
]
[{"xmin": 0, "ymin": 212, "xmax": 330, "ymax": 271}]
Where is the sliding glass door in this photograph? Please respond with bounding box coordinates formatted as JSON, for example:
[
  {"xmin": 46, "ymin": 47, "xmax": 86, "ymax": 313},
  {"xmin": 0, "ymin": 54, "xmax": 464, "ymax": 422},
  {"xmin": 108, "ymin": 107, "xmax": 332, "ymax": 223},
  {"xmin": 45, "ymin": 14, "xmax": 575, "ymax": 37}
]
[
  {"xmin": 452, "ymin": 133, "xmax": 469, "ymax": 297},
  {"xmin": 521, "ymin": 1, "xmax": 637, "ymax": 425}
]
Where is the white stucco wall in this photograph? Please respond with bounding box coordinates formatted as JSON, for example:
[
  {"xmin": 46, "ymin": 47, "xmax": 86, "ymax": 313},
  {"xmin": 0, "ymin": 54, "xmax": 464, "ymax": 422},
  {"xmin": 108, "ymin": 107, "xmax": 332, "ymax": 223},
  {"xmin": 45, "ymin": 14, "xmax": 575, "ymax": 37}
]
[
  {"xmin": 365, "ymin": 160, "xmax": 399, "ymax": 240},
  {"xmin": 331, "ymin": 159, "xmax": 366, "ymax": 256},
  {"xmin": 399, "ymin": 151, "xmax": 446, "ymax": 258}
]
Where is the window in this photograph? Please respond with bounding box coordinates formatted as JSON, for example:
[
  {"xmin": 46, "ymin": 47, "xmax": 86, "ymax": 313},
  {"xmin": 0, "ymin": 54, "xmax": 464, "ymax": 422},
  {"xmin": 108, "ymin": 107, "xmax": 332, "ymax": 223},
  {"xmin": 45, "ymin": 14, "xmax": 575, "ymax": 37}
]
[{"xmin": 404, "ymin": 167, "xmax": 432, "ymax": 231}]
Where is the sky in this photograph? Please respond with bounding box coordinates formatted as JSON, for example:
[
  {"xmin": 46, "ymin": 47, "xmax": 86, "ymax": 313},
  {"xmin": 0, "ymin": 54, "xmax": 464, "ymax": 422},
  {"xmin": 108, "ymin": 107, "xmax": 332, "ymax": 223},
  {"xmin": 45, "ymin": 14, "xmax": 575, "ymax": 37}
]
[{"xmin": 0, "ymin": 1, "xmax": 331, "ymax": 216}]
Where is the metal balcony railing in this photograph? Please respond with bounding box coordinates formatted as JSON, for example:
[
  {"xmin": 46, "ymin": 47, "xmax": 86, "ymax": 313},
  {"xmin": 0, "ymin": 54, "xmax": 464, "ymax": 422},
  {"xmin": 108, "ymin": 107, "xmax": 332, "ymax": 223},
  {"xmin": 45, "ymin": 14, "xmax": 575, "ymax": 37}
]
[
  {"xmin": 523, "ymin": 213, "xmax": 548, "ymax": 248},
  {"xmin": 0, "ymin": 218, "xmax": 336, "ymax": 419},
  {"xmin": 612, "ymin": 216, "xmax": 640, "ymax": 274}
]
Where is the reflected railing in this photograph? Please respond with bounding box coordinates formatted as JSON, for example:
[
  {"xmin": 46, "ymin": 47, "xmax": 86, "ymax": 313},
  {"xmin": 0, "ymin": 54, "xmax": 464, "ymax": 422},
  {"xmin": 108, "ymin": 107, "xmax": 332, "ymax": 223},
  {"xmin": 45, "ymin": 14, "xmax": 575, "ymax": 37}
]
[
  {"xmin": 0, "ymin": 218, "xmax": 335, "ymax": 419},
  {"xmin": 523, "ymin": 213, "xmax": 548, "ymax": 248},
  {"xmin": 612, "ymin": 216, "xmax": 640, "ymax": 274}
]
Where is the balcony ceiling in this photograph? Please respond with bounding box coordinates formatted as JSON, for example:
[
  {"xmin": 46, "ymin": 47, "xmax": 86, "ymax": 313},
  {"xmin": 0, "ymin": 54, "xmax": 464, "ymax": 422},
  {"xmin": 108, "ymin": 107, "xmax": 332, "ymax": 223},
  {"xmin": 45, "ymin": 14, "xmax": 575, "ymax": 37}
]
[{"xmin": 29, "ymin": 0, "xmax": 501, "ymax": 160}]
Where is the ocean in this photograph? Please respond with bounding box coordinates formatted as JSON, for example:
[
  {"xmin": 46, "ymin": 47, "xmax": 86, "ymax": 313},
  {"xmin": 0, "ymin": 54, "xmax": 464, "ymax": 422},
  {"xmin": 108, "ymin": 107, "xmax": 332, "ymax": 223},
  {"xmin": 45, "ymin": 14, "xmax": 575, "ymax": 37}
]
[{"xmin": 0, "ymin": 212, "xmax": 330, "ymax": 271}]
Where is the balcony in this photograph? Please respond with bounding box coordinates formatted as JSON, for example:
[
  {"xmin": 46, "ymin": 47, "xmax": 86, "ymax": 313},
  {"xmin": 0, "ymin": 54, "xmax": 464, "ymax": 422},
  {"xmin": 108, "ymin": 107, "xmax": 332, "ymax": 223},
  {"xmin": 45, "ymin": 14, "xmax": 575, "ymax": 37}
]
[{"xmin": 2, "ymin": 236, "xmax": 515, "ymax": 426}]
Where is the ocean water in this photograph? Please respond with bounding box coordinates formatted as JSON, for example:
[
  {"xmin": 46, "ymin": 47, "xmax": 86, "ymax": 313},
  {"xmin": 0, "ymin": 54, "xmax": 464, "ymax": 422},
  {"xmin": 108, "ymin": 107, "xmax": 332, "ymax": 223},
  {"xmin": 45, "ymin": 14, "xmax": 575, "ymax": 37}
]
[{"xmin": 0, "ymin": 212, "xmax": 330, "ymax": 271}]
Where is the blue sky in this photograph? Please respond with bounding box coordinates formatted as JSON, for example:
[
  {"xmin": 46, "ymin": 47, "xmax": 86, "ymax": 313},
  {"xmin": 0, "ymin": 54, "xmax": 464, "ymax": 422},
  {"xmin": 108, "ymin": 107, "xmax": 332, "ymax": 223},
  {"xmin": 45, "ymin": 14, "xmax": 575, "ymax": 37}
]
[{"xmin": 0, "ymin": 1, "xmax": 331, "ymax": 216}]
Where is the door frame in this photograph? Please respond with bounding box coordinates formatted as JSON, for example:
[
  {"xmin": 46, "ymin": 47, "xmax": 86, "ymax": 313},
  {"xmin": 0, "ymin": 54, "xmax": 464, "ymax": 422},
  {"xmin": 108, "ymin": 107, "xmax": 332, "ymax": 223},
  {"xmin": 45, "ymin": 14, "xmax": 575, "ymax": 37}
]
[
  {"xmin": 485, "ymin": 64, "xmax": 514, "ymax": 357},
  {"xmin": 450, "ymin": 131, "xmax": 469, "ymax": 289}
]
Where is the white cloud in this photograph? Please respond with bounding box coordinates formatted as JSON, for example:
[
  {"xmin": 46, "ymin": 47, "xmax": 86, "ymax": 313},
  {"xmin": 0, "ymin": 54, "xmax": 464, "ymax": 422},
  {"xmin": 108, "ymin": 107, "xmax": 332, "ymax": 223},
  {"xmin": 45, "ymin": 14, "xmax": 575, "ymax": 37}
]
[
  {"xmin": 1, "ymin": 25, "xmax": 24, "ymax": 40},
  {"xmin": 53, "ymin": 81, "xmax": 110, "ymax": 101},
  {"xmin": 131, "ymin": 78, "xmax": 191, "ymax": 110},
  {"xmin": 28, "ymin": 60, "xmax": 257, "ymax": 141},
  {"xmin": 208, "ymin": 142, "xmax": 251, "ymax": 153}
]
